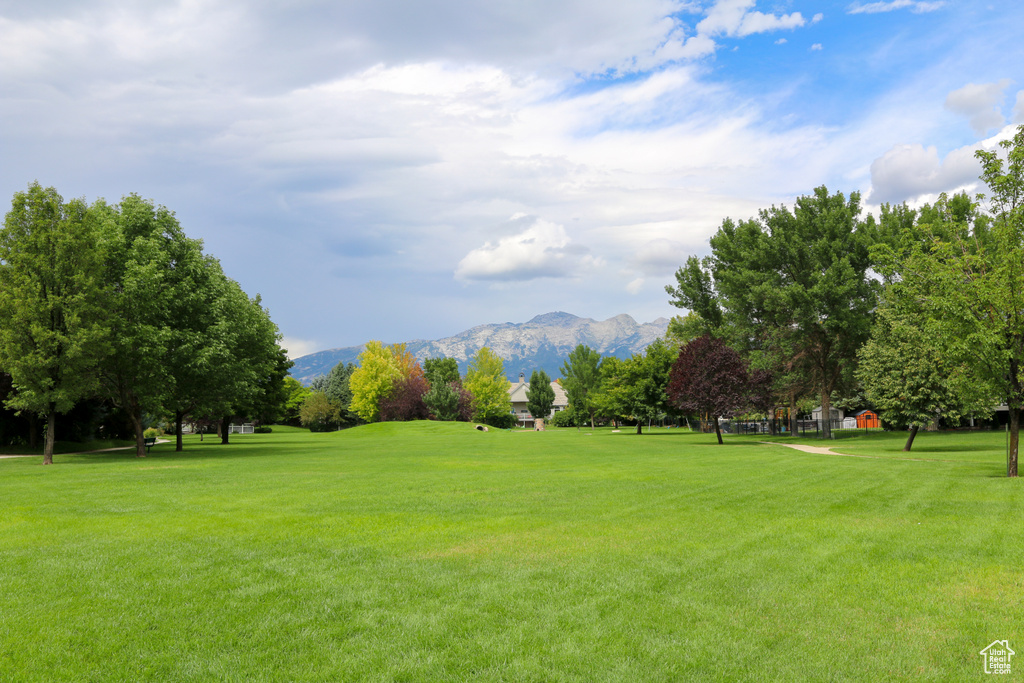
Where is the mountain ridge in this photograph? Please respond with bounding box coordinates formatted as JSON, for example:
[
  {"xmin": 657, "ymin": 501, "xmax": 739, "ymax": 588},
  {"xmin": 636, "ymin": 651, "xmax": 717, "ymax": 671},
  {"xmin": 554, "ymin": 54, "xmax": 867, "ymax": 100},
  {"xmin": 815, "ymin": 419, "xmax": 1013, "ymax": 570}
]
[{"xmin": 289, "ymin": 311, "xmax": 670, "ymax": 384}]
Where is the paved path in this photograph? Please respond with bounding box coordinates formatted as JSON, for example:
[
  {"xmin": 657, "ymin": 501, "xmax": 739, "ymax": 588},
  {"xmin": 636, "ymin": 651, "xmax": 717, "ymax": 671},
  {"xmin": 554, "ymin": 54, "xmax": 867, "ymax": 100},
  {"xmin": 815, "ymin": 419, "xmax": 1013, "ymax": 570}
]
[
  {"xmin": 0, "ymin": 438, "xmax": 171, "ymax": 459},
  {"xmin": 758, "ymin": 440, "xmax": 965, "ymax": 464},
  {"xmin": 762, "ymin": 442, "xmax": 844, "ymax": 456}
]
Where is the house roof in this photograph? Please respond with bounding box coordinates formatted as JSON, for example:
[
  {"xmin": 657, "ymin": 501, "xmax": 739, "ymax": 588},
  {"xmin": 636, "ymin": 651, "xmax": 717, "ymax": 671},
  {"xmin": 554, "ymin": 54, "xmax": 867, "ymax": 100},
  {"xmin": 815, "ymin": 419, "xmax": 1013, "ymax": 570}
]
[
  {"xmin": 508, "ymin": 378, "xmax": 568, "ymax": 406},
  {"xmin": 852, "ymin": 409, "xmax": 878, "ymax": 417}
]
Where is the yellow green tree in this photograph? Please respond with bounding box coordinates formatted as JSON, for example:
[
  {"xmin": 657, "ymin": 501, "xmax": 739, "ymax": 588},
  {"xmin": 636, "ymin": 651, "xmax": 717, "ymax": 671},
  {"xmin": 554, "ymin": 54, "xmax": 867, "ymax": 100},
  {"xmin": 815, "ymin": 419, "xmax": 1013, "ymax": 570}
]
[
  {"xmin": 349, "ymin": 341, "xmax": 402, "ymax": 422},
  {"xmin": 464, "ymin": 347, "xmax": 511, "ymax": 425}
]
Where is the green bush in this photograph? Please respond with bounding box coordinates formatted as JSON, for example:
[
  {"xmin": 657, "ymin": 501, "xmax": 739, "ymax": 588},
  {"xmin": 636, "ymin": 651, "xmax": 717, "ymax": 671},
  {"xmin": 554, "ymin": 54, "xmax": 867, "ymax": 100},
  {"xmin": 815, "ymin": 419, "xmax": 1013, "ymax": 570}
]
[
  {"xmin": 550, "ymin": 408, "xmax": 578, "ymax": 428},
  {"xmin": 143, "ymin": 427, "xmax": 160, "ymax": 439},
  {"xmin": 483, "ymin": 413, "xmax": 517, "ymax": 429},
  {"xmin": 254, "ymin": 425, "xmax": 273, "ymax": 434}
]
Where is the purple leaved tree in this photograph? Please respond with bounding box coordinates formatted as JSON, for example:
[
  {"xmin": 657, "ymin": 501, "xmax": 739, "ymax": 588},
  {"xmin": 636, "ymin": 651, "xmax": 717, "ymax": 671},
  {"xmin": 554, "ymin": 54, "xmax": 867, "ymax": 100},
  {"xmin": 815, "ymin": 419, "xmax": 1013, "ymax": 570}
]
[{"xmin": 667, "ymin": 335, "xmax": 750, "ymax": 445}]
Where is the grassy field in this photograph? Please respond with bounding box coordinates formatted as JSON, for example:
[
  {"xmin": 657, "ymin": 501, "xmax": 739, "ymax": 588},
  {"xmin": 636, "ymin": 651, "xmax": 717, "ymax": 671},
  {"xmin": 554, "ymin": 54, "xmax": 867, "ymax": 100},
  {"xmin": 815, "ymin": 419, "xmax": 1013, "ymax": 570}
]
[{"xmin": 1, "ymin": 423, "xmax": 1021, "ymax": 681}]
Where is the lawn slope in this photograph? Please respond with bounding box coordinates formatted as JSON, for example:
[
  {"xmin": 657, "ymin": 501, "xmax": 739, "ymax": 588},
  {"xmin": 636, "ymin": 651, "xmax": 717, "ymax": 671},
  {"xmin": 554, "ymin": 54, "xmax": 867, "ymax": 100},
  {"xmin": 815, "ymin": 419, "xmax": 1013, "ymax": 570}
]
[{"xmin": 1, "ymin": 423, "xmax": 1020, "ymax": 680}]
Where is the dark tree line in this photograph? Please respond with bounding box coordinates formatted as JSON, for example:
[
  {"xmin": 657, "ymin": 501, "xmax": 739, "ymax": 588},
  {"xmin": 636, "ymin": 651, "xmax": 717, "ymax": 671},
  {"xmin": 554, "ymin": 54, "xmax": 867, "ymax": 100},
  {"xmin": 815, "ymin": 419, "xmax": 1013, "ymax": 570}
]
[{"xmin": 0, "ymin": 183, "xmax": 288, "ymax": 463}]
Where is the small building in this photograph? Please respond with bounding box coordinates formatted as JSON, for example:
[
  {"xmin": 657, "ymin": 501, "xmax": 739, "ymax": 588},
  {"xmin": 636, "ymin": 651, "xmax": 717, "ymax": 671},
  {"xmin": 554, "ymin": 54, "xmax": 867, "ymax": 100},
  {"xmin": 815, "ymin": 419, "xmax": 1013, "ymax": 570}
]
[
  {"xmin": 810, "ymin": 406, "xmax": 844, "ymax": 423},
  {"xmin": 852, "ymin": 409, "xmax": 880, "ymax": 428},
  {"xmin": 508, "ymin": 373, "xmax": 569, "ymax": 428}
]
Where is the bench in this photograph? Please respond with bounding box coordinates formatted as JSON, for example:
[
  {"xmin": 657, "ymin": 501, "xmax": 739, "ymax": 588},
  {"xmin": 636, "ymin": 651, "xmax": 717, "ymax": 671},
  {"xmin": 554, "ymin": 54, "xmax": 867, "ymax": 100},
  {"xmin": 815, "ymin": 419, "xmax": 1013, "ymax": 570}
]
[{"xmin": 144, "ymin": 437, "xmax": 156, "ymax": 453}]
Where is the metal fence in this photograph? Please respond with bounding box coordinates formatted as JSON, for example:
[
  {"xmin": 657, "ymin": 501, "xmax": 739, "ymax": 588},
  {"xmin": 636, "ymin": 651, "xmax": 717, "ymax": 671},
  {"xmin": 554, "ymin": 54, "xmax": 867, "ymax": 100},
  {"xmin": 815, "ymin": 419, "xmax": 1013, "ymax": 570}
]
[{"xmin": 716, "ymin": 418, "xmax": 880, "ymax": 439}]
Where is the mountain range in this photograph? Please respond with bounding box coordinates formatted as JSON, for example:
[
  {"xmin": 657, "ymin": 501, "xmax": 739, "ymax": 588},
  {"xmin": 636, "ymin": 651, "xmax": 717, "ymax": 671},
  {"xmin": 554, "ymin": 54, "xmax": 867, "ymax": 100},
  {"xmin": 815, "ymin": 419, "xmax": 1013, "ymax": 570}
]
[{"xmin": 290, "ymin": 312, "xmax": 670, "ymax": 385}]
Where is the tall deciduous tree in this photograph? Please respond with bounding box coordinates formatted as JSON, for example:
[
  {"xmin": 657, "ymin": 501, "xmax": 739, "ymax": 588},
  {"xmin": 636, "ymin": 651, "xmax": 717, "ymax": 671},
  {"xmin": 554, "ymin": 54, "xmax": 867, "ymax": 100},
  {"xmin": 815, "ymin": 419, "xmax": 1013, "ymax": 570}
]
[
  {"xmin": 526, "ymin": 370, "xmax": 555, "ymax": 423},
  {"xmin": 464, "ymin": 346, "xmax": 511, "ymax": 425},
  {"xmin": 310, "ymin": 361, "xmax": 357, "ymax": 426},
  {"xmin": 98, "ymin": 194, "xmax": 189, "ymax": 455},
  {"xmin": 424, "ymin": 357, "xmax": 460, "ymax": 387},
  {"xmin": 884, "ymin": 127, "xmax": 1024, "ymax": 474},
  {"xmin": 671, "ymin": 186, "xmax": 876, "ymax": 439},
  {"xmin": 0, "ymin": 183, "xmax": 109, "ymax": 464},
  {"xmin": 299, "ymin": 390, "xmax": 341, "ymax": 432},
  {"xmin": 349, "ymin": 341, "xmax": 402, "ymax": 423},
  {"xmin": 857, "ymin": 300, "xmax": 989, "ymax": 452},
  {"xmin": 666, "ymin": 334, "xmax": 749, "ymax": 444},
  {"xmin": 595, "ymin": 340, "xmax": 676, "ymax": 434},
  {"xmin": 559, "ymin": 344, "xmax": 603, "ymax": 430}
]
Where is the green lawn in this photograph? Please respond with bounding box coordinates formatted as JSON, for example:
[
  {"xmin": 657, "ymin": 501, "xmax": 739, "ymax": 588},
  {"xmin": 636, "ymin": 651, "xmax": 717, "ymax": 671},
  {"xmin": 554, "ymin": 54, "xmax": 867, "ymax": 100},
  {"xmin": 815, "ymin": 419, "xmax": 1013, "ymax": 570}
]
[{"xmin": 1, "ymin": 423, "xmax": 1021, "ymax": 681}]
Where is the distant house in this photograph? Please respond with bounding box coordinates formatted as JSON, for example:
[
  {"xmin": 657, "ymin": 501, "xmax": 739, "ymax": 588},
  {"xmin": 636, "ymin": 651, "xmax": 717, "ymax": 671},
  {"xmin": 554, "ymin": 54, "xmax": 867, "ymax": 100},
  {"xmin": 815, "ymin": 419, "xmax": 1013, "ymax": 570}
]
[
  {"xmin": 508, "ymin": 373, "xmax": 569, "ymax": 428},
  {"xmin": 853, "ymin": 409, "xmax": 880, "ymax": 428},
  {"xmin": 811, "ymin": 406, "xmax": 844, "ymax": 423}
]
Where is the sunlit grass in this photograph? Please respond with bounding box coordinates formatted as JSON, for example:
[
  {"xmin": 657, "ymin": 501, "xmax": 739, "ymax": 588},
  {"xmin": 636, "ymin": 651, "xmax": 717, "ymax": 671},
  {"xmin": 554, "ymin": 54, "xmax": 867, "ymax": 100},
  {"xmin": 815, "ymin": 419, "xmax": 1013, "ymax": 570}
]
[{"xmin": 1, "ymin": 422, "xmax": 1020, "ymax": 680}]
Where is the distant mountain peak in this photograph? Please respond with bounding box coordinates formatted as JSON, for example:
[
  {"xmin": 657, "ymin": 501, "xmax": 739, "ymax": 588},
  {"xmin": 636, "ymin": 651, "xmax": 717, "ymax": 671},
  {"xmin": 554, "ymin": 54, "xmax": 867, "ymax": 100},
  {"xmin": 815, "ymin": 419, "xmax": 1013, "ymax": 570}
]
[
  {"xmin": 290, "ymin": 312, "xmax": 669, "ymax": 384},
  {"xmin": 528, "ymin": 311, "xmax": 582, "ymax": 326}
]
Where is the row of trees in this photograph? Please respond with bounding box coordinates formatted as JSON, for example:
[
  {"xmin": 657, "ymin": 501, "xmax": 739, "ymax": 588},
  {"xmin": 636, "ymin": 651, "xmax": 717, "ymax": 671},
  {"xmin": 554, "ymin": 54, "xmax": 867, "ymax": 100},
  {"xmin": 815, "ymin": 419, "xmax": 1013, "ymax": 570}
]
[
  {"xmin": 0, "ymin": 183, "xmax": 288, "ymax": 463},
  {"xmin": 295, "ymin": 345, "xmax": 509, "ymax": 430},
  {"xmin": 665, "ymin": 126, "xmax": 1024, "ymax": 476}
]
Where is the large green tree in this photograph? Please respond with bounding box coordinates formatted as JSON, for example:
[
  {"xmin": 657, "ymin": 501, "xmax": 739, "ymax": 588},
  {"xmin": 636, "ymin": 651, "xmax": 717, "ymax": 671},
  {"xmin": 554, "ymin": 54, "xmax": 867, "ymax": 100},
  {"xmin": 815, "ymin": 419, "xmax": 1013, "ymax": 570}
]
[
  {"xmin": 559, "ymin": 344, "xmax": 603, "ymax": 430},
  {"xmin": 97, "ymin": 194, "xmax": 189, "ymax": 455},
  {"xmin": 883, "ymin": 127, "xmax": 1024, "ymax": 474},
  {"xmin": 0, "ymin": 183, "xmax": 109, "ymax": 464},
  {"xmin": 857, "ymin": 300, "xmax": 989, "ymax": 451},
  {"xmin": 464, "ymin": 347, "xmax": 511, "ymax": 425},
  {"xmin": 595, "ymin": 340, "xmax": 676, "ymax": 434},
  {"xmin": 670, "ymin": 186, "xmax": 877, "ymax": 438},
  {"xmin": 310, "ymin": 361, "xmax": 357, "ymax": 426},
  {"xmin": 526, "ymin": 369, "xmax": 555, "ymax": 424}
]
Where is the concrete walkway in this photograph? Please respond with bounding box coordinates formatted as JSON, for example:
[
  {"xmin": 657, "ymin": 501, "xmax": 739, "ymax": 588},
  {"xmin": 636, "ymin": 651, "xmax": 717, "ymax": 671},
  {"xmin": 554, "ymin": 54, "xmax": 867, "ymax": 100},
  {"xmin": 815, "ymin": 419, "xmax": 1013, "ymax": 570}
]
[
  {"xmin": 760, "ymin": 441, "xmax": 846, "ymax": 456},
  {"xmin": 0, "ymin": 438, "xmax": 171, "ymax": 459},
  {"xmin": 758, "ymin": 440, "xmax": 965, "ymax": 464}
]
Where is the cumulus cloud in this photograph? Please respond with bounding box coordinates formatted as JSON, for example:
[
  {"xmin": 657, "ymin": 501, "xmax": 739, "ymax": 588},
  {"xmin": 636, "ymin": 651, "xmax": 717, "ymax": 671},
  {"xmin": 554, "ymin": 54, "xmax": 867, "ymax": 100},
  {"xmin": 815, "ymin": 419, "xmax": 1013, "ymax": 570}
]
[
  {"xmin": 867, "ymin": 141, "xmax": 982, "ymax": 204},
  {"xmin": 1015, "ymin": 91, "xmax": 1024, "ymax": 124},
  {"xmin": 810, "ymin": 43, "xmax": 823, "ymax": 51},
  {"xmin": 281, "ymin": 336, "xmax": 319, "ymax": 359},
  {"xmin": 629, "ymin": 238, "xmax": 692, "ymax": 277},
  {"xmin": 944, "ymin": 80, "xmax": 1012, "ymax": 134},
  {"xmin": 455, "ymin": 218, "xmax": 598, "ymax": 282},
  {"xmin": 847, "ymin": 1, "xmax": 946, "ymax": 14},
  {"xmin": 678, "ymin": 0, "xmax": 810, "ymax": 59}
]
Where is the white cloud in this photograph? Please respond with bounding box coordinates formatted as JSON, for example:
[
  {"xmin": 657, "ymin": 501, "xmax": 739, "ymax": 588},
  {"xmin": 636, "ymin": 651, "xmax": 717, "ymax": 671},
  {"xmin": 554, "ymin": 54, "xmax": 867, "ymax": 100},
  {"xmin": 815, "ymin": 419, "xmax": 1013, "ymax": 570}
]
[
  {"xmin": 775, "ymin": 38, "xmax": 788, "ymax": 45},
  {"xmin": 629, "ymin": 238, "xmax": 692, "ymax": 277},
  {"xmin": 945, "ymin": 80, "xmax": 1012, "ymax": 134},
  {"xmin": 847, "ymin": 1, "xmax": 946, "ymax": 14},
  {"xmin": 810, "ymin": 43, "xmax": 823, "ymax": 51},
  {"xmin": 455, "ymin": 218, "xmax": 598, "ymax": 282},
  {"xmin": 867, "ymin": 141, "xmax": 981, "ymax": 204},
  {"xmin": 678, "ymin": 0, "xmax": 810, "ymax": 59},
  {"xmin": 1015, "ymin": 90, "xmax": 1024, "ymax": 124},
  {"xmin": 812, "ymin": 13, "xmax": 824, "ymax": 23},
  {"xmin": 281, "ymin": 336, "xmax": 320, "ymax": 359},
  {"xmin": 627, "ymin": 277, "xmax": 646, "ymax": 294}
]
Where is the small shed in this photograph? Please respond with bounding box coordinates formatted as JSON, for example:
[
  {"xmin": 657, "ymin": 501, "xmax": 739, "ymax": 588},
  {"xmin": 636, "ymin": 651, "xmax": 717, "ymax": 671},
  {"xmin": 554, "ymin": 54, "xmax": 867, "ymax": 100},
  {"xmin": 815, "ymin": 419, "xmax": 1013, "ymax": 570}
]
[{"xmin": 853, "ymin": 409, "xmax": 880, "ymax": 428}]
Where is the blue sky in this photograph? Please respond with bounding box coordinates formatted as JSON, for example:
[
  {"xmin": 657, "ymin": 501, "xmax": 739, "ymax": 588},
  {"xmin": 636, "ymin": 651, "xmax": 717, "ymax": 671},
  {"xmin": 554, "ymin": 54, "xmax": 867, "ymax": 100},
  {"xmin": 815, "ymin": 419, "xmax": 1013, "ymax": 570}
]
[{"xmin": 2, "ymin": 0, "xmax": 1022, "ymax": 358}]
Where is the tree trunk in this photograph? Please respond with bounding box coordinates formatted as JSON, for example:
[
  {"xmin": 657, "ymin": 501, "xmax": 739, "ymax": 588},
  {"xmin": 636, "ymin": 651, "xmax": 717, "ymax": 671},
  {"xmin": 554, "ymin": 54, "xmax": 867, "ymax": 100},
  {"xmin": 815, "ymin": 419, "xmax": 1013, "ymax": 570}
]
[
  {"xmin": 28, "ymin": 413, "xmax": 38, "ymax": 451},
  {"xmin": 43, "ymin": 409, "xmax": 55, "ymax": 465},
  {"xmin": 175, "ymin": 410, "xmax": 184, "ymax": 452},
  {"xmin": 220, "ymin": 416, "xmax": 231, "ymax": 445},
  {"xmin": 1009, "ymin": 407, "xmax": 1019, "ymax": 478},
  {"xmin": 820, "ymin": 389, "xmax": 832, "ymax": 440},
  {"xmin": 902, "ymin": 425, "xmax": 919, "ymax": 452},
  {"xmin": 714, "ymin": 415, "xmax": 723, "ymax": 445},
  {"xmin": 789, "ymin": 392, "xmax": 798, "ymax": 436},
  {"xmin": 130, "ymin": 409, "xmax": 146, "ymax": 457},
  {"xmin": 635, "ymin": 421, "xmax": 642, "ymax": 435}
]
